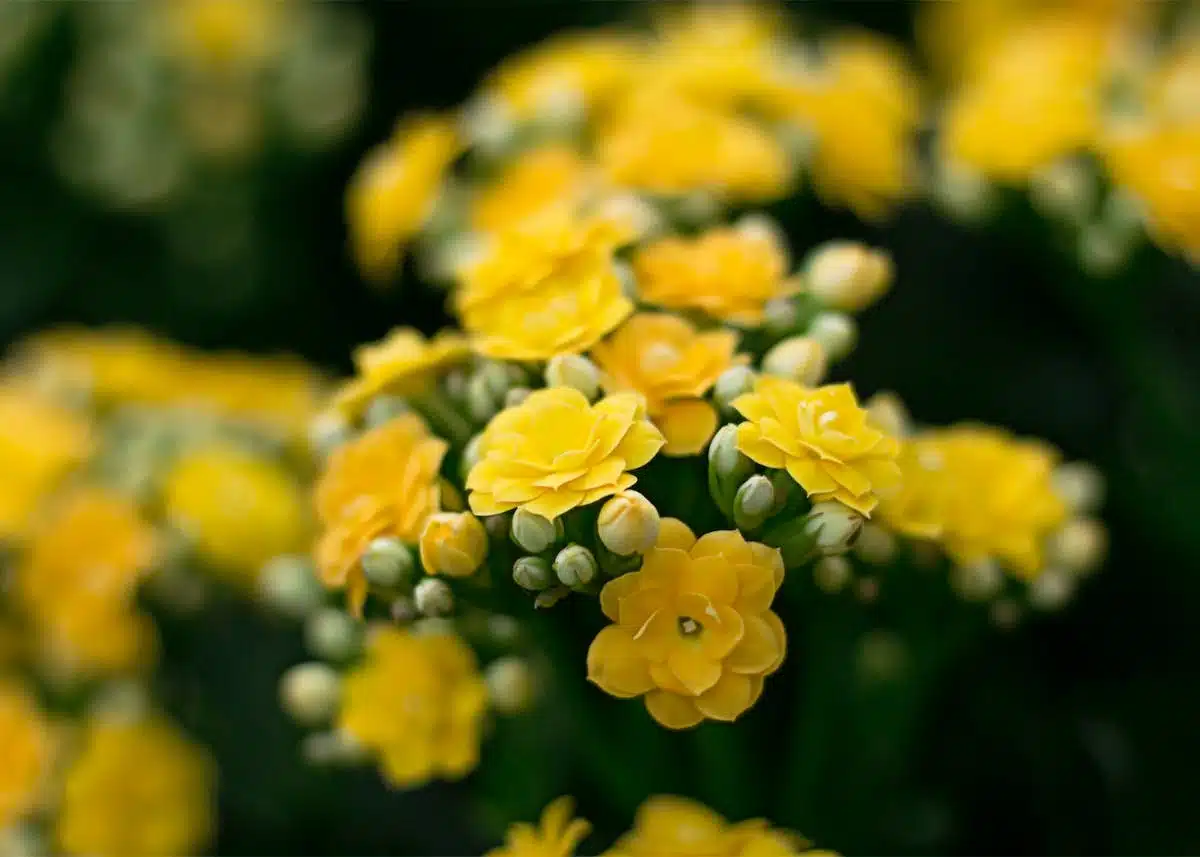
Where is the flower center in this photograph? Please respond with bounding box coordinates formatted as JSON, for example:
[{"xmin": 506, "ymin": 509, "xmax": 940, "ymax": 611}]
[
  {"xmin": 642, "ymin": 342, "xmax": 682, "ymax": 374},
  {"xmin": 677, "ymin": 616, "xmax": 702, "ymax": 637}
]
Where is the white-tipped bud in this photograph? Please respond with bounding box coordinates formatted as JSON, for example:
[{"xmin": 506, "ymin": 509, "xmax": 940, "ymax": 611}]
[
  {"xmin": 675, "ymin": 191, "xmax": 720, "ymax": 226},
  {"xmin": 1053, "ymin": 462, "xmax": 1105, "ymax": 514},
  {"xmin": 950, "ymin": 559, "xmax": 1004, "ymax": 602},
  {"xmin": 708, "ymin": 424, "xmax": 756, "ymax": 516},
  {"xmin": 808, "ymin": 311, "xmax": 857, "ymax": 362},
  {"xmin": 544, "ymin": 354, "xmax": 601, "ymax": 400},
  {"xmin": 485, "ymin": 656, "xmax": 536, "ymax": 715},
  {"xmin": 713, "ymin": 366, "xmax": 756, "ymax": 416},
  {"xmin": 302, "ymin": 729, "xmax": 367, "ymax": 767},
  {"xmin": 593, "ymin": 192, "xmax": 664, "ymax": 242},
  {"xmin": 597, "ymin": 491, "xmax": 660, "ymax": 556},
  {"xmin": 763, "ymin": 336, "xmax": 827, "ymax": 385},
  {"xmin": 461, "ymin": 433, "xmax": 484, "ymax": 480},
  {"xmin": 0, "ymin": 824, "xmax": 44, "ymax": 857},
  {"xmin": 864, "ymin": 390, "xmax": 911, "ymax": 438},
  {"xmin": 504, "ymin": 387, "xmax": 532, "ymax": 408},
  {"xmin": 814, "ymin": 555, "xmax": 853, "ymax": 593},
  {"xmin": 804, "ymin": 241, "xmax": 893, "ymax": 313},
  {"xmin": 413, "ymin": 577, "xmax": 455, "ymax": 617},
  {"xmin": 513, "ymin": 556, "xmax": 554, "ymax": 591},
  {"xmin": 466, "ymin": 371, "xmax": 502, "ymax": 423},
  {"xmin": 931, "ymin": 157, "xmax": 994, "ymax": 223},
  {"xmin": 553, "ymin": 544, "xmax": 599, "ymax": 589},
  {"xmin": 1029, "ymin": 567, "xmax": 1075, "ymax": 611},
  {"xmin": 1047, "ymin": 518, "xmax": 1107, "ymax": 575},
  {"xmin": 280, "ymin": 662, "xmax": 341, "ymax": 726},
  {"xmin": 854, "ymin": 523, "xmax": 897, "ymax": 565},
  {"xmin": 361, "ymin": 537, "xmax": 415, "ymax": 589},
  {"xmin": 511, "ymin": 508, "xmax": 563, "ymax": 554},
  {"xmin": 1078, "ymin": 222, "xmax": 1135, "ymax": 278},
  {"xmin": 486, "ymin": 614, "xmax": 521, "ymax": 646},
  {"xmin": 733, "ymin": 475, "xmax": 776, "ymax": 532},
  {"xmin": 87, "ymin": 681, "xmax": 149, "ymax": 724},
  {"xmin": 803, "ymin": 501, "xmax": 865, "ymax": 556},
  {"xmin": 305, "ymin": 608, "xmax": 362, "ymax": 662},
  {"xmin": 1030, "ymin": 158, "xmax": 1096, "ymax": 226},
  {"xmin": 735, "ymin": 213, "xmax": 787, "ymax": 252},
  {"xmin": 390, "ymin": 596, "xmax": 417, "ymax": 624},
  {"xmin": 363, "ymin": 395, "xmax": 411, "ymax": 429},
  {"xmin": 258, "ymin": 556, "xmax": 324, "ymax": 619},
  {"xmin": 309, "ymin": 411, "xmax": 351, "ymax": 458},
  {"xmin": 763, "ymin": 297, "xmax": 799, "ymax": 337}
]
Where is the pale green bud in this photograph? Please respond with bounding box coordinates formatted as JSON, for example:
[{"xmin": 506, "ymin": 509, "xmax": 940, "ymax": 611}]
[
  {"xmin": 466, "ymin": 372, "xmax": 501, "ymax": 422},
  {"xmin": 513, "ymin": 556, "xmax": 554, "ymax": 591},
  {"xmin": 280, "ymin": 662, "xmax": 341, "ymax": 726},
  {"xmin": 258, "ymin": 555, "xmax": 324, "ymax": 619},
  {"xmin": 301, "ymin": 729, "xmax": 366, "ymax": 767},
  {"xmin": 505, "ymin": 387, "xmax": 532, "ymax": 408},
  {"xmin": 803, "ymin": 241, "xmax": 893, "ymax": 314},
  {"xmin": 1052, "ymin": 462, "xmax": 1104, "ymax": 514},
  {"xmin": 675, "ymin": 191, "xmax": 720, "ymax": 226},
  {"xmin": 305, "ymin": 608, "xmax": 362, "ymax": 662},
  {"xmin": 735, "ymin": 213, "xmax": 787, "ymax": 257},
  {"xmin": 712, "ymin": 366, "xmax": 756, "ymax": 416},
  {"xmin": 389, "ymin": 596, "xmax": 417, "ymax": 624},
  {"xmin": 511, "ymin": 508, "xmax": 563, "ymax": 554},
  {"xmin": 763, "ymin": 297, "xmax": 799, "ymax": 337},
  {"xmin": 1029, "ymin": 568, "xmax": 1075, "ymax": 611},
  {"xmin": 708, "ymin": 424, "xmax": 755, "ymax": 517},
  {"xmin": 853, "ymin": 523, "xmax": 897, "ymax": 565},
  {"xmin": 864, "ymin": 391, "xmax": 910, "ymax": 439},
  {"xmin": 814, "ymin": 555, "xmax": 853, "ymax": 593},
  {"xmin": 1030, "ymin": 157, "xmax": 1096, "ymax": 226},
  {"xmin": 485, "ymin": 656, "xmax": 536, "ymax": 715},
  {"xmin": 950, "ymin": 559, "xmax": 1003, "ymax": 602},
  {"xmin": 931, "ymin": 158, "xmax": 995, "ymax": 223},
  {"xmin": 360, "ymin": 537, "xmax": 414, "ymax": 589},
  {"xmin": 413, "ymin": 578, "xmax": 455, "ymax": 617},
  {"xmin": 553, "ymin": 544, "xmax": 599, "ymax": 589},
  {"xmin": 0, "ymin": 824, "xmax": 44, "ymax": 857},
  {"xmin": 544, "ymin": 354, "xmax": 601, "ymax": 400},
  {"xmin": 1046, "ymin": 518, "xmax": 1107, "ymax": 575},
  {"xmin": 461, "ymin": 433, "xmax": 484, "ymax": 481},
  {"xmin": 364, "ymin": 395, "xmax": 411, "ymax": 429},
  {"xmin": 760, "ymin": 516, "xmax": 818, "ymax": 569},
  {"xmin": 597, "ymin": 491, "xmax": 660, "ymax": 556},
  {"xmin": 762, "ymin": 336, "xmax": 827, "ymax": 385},
  {"xmin": 733, "ymin": 475, "xmax": 776, "ymax": 532},
  {"xmin": 808, "ymin": 311, "xmax": 857, "ymax": 362},
  {"xmin": 309, "ymin": 411, "xmax": 351, "ymax": 458},
  {"xmin": 803, "ymin": 501, "xmax": 864, "ymax": 555},
  {"xmin": 87, "ymin": 681, "xmax": 149, "ymax": 723}
]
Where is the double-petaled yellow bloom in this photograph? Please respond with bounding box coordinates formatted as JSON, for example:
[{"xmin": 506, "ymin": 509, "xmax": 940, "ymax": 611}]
[
  {"xmin": 486, "ymin": 797, "xmax": 591, "ymax": 857},
  {"xmin": 419, "ymin": 512, "xmax": 489, "ymax": 578},
  {"xmin": 467, "ymin": 388, "xmax": 664, "ymax": 521},
  {"xmin": 591, "ymin": 313, "xmax": 744, "ymax": 455},
  {"xmin": 0, "ymin": 680, "xmax": 55, "ymax": 831},
  {"xmin": 877, "ymin": 436, "xmax": 952, "ymax": 541},
  {"xmin": 632, "ymin": 226, "xmax": 791, "ymax": 326},
  {"xmin": 733, "ymin": 378, "xmax": 901, "ymax": 516},
  {"xmin": 331, "ymin": 327, "xmax": 470, "ymax": 420},
  {"xmin": 470, "ymin": 144, "xmax": 597, "ymax": 235},
  {"xmin": 588, "ymin": 521, "xmax": 786, "ymax": 730},
  {"xmin": 338, "ymin": 627, "xmax": 487, "ymax": 788}
]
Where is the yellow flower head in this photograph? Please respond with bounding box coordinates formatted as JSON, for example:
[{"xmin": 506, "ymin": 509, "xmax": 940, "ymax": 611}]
[
  {"xmin": 470, "ymin": 144, "xmax": 597, "ymax": 235},
  {"xmin": 455, "ymin": 213, "xmax": 634, "ymax": 360},
  {"xmin": 331, "ymin": 327, "xmax": 470, "ymax": 420},
  {"xmin": 346, "ymin": 114, "xmax": 460, "ymax": 281},
  {"xmin": 419, "ymin": 512, "xmax": 489, "ymax": 578},
  {"xmin": 486, "ymin": 796, "xmax": 591, "ymax": 857},
  {"xmin": 632, "ymin": 226, "xmax": 791, "ymax": 326},
  {"xmin": 161, "ymin": 0, "xmax": 282, "ymax": 70},
  {"xmin": 876, "ymin": 436, "xmax": 952, "ymax": 542},
  {"xmin": 591, "ymin": 313, "xmax": 745, "ymax": 455},
  {"xmin": 163, "ymin": 444, "xmax": 310, "ymax": 585},
  {"xmin": 605, "ymin": 795, "xmax": 810, "ymax": 857},
  {"xmin": 314, "ymin": 414, "xmax": 447, "ymax": 613},
  {"xmin": 733, "ymin": 378, "xmax": 902, "ymax": 516},
  {"xmin": 467, "ymin": 388, "xmax": 664, "ymax": 521},
  {"xmin": 57, "ymin": 717, "xmax": 213, "ymax": 857},
  {"xmin": 338, "ymin": 626, "xmax": 487, "ymax": 788},
  {"xmin": 0, "ymin": 680, "xmax": 55, "ymax": 830},
  {"xmin": 588, "ymin": 521, "xmax": 786, "ymax": 730}
]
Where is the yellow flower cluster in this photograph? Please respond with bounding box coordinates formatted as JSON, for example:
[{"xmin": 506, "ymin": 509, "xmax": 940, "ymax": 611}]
[
  {"xmin": 331, "ymin": 327, "xmax": 470, "ymax": 421},
  {"xmin": 0, "ymin": 679, "xmax": 55, "ymax": 831}
]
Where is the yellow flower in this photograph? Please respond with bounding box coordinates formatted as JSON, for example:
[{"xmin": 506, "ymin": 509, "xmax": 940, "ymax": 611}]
[
  {"xmin": 486, "ymin": 796, "xmax": 591, "ymax": 857},
  {"xmin": 161, "ymin": 0, "xmax": 282, "ymax": 70},
  {"xmin": 346, "ymin": 114, "xmax": 460, "ymax": 281},
  {"xmin": 331, "ymin": 327, "xmax": 470, "ymax": 420},
  {"xmin": 314, "ymin": 415, "xmax": 447, "ymax": 614},
  {"xmin": 0, "ymin": 680, "xmax": 55, "ymax": 831},
  {"xmin": 467, "ymin": 388, "xmax": 663, "ymax": 521},
  {"xmin": 876, "ymin": 437, "xmax": 951, "ymax": 542},
  {"xmin": 162, "ymin": 444, "xmax": 310, "ymax": 585},
  {"xmin": 455, "ymin": 213, "xmax": 634, "ymax": 361},
  {"xmin": 419, "ymin": 512, "xmax": 488, "ymax": 578},
  {"xmin": 733, "ymin": 378, "xmax": 901, "ymax": 516},
  {"xmin": 0, "ymin": 385, "xmax": 93, "ymax": 540},
  {"xmin": 591, "ymin": 313, "xmax": 744, "ymax": 455},
  {"xmin": 588, "ymin": 521, "xmax": 786, "ymax": 730},
  {"xmin": 632, "ymin": 227, "xmax": 791, "ymax": 326},
  {"xmin": 338, "ymin": 627, "xmax": 487, "ymax": 788},
  {"xmin": 604, "ymin": 795, "xmax": 814, "ymax": 857},
  {"xmin": 470, "ymin": 144, "xmax": 596, "ymax": 234},
  {"xmin": 57, "ymin": 717, "xmax": 213, "ymax": 857}
]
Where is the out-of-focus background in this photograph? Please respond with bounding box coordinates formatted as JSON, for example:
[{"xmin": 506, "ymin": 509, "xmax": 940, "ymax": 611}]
[{"xmin": 2, "ymin": 1, "xmax": 1198, "ymax": 854}]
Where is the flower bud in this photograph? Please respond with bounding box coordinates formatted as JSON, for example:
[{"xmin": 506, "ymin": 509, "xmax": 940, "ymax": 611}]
[
  {"xmin": 763, "ymin": 297, "xmax": 799, "ymax": 337},
  {"xmin": 814, "ymin": 555, "xmax": 852, "ymax": 593},
  {"xmin": 931, "ymin": 157, "xmax": 994, "ymax": 223},
  {"xmin": 733, "ymin": 475, "xmax": 776, "ymax": 532},
  {"xmin": 597, "ymin": 491, "xmax": 660, "ymax": 556},
  {"xmin": 280, "ymin": 662, "xmax": 341, "ymax": 726},
  {"xmin": 950, "ymin": 559, "xmax": 1003, "ymax": 602},
  {"xmin": 760, "ymin": 516, "xmax": 817, "ymax": 568},
  {"xmin": 361, "ymin": 536, "xmax": 415, "ymax": 589},
  {"xmin": 485, "ymin": 656, "xmax": 536, "ymax": 715},
  {"xmin": 413, "ymin": 577, "xmax": 455, "ymax": 617},
  {"xmin": 390, "ymin": 596, "xmax": 417, "ymax": 624},
  {"xmin": 807, "ymin": 311, "xmax": 857, "ymax": 362},
  {"xmin": 853, "ymin": 523, "xmax": 897, "ymax": 565},
  {"xmin": 708, "ymin": 424, "xmax": 756, "ymax": 517},
  {"xmin": 762, "ymin": 336, "xmax": 827, "ymax": 385},
  {"xmin": 504, "ymin": 387, "xmax": 532, "ymax": 408},
  {"xmin": 309, "ymin": 411, "xmax": 351, "ymax": 458},
  {"xmin": 305, "ymin": 608, "xmax": 362, "ymax": 662},
  {"xmin": 553, "ymin": 544, "xmax": 599, "ymax": 589},
  {"xmin": 804, "ymin": 241, "xmax": 893, "ymax": 313},
  {"xmin": 1047, "ymin": 518, "xmax": 1107, "ymax": 575},
  {"xmin": 510, "ymin": 508, "xmax": 563, "ymax": 554},
  {"xmin": 513, "ymin": 556, "xmax": 554, "ymax": 591},
  {"xmin": 544, "ymin": 354, "xmax": 601, "ymax": 400},
  {"xmin": 258, "ymin": 555, "xmax": 325, "ymax": 619},
  {"xmin": 1053, "ymin": 462, "xmax": 1104, "ymax": 514},
  {"xmin": 363, "ymin": 395, "xmax": 411, "ymax": 429},
  {"xmin": 1030, "ymin": 158, "xmax": 1095, "ymax": 226},
  {"xmin": 466, "ymin": 372, "xmax": 501, "ymax": 422},
  {"xmin": 864, "ymin": 390, "xmax": 910, "ymax": 438},
  {"xmin": 1029, "ymin": 567, "xmax": 1075, "ymax": 611},
  {"xmin": 302, "ymin": 729, "xmax": 366, "ymax": 767},
  {"xmin": 712, "ymin": 366, "xmax": 756, "ymax": 416},
  {"xmin": 803, "ymin": 501, "xmax": 864, "ymax": 556},
  {"xmin": 461, "ymin": 433, "xmax": 484, "ymax": 481},
  {"xmin": 419, "ymin": 512, "xmax": 488, "ymax": 578}
]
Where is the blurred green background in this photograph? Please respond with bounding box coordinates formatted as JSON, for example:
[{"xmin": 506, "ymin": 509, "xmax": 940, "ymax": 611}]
[{"xmin": 2, "ymin": 1, "xmax": 1198, "ymax": 854}]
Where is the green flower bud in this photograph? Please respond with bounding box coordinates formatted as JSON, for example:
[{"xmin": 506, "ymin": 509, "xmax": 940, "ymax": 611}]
[
  {"xmin": 931, "ymin": 158, "xmax": 995, "ymax": 224},
  {"xmin": 803, "ymin": 501, "xmax": 864, "ymax": 556},
  {"xmin": 853, "ymin": 523, "xmax": 897, "ymax": 565},
  {"xmin": 513, "ymin": 556, "xmax": 554, "ymax": 591},
  {"xmin": 1029, "ymin": 568, "xmax": 1075, "ymax": 611},
  {"xmin": 597, "ymin": 491, "xmax": 660, "ymax": 556},
  {"xmin": 302, "ymin": 729, "xmax": 366, "ymax": 767},
  {"xmin": 1052, "ymin": 462, "xmax": 1104, "ymax": 514},
  {"xmin": 760, "ymin": 515, "xmax": 818, "ymax": 568},
  {"xmin": 361, "ymin": 537, "xmax": 414, "ymax": 589},
  {"xmin": 280, "ymin": 662, "xmax": 341, "ymax": 726},
  {"xmin": 485, "ymin": 656, "xmax": 536, "ymax": 715},
  {"xmin": 305, "ymin": 608, "xmax": 362, "ymax": 662},
  {"xmin": 733, "ymin": 475, "xmax": 775, "ymax": 532},
  {"xmin": 814, "ymin": 555, "xmax": 853, "ymax": 593},
  {"xmin": 1030, "ymin": 157, "xmax": 1095, "ymax": 226},
  {"xmin": 363, "ymin": 395, "xmax": 411, "ymax": 429},
  {"xmin": 511, "ymin": 508, "xmax": 563, "ymax": 554},
  {"xmin": 553, "ymin": 544, "xmax": 599, "ymax": 589},
  {"xmin": 466, "ymin": 372, "xmax": 501, "ymax": 422},
  {"xmin": 1046, "ymin": 518, "xmax": 1107, "ymax": 575},
  {"xmin": 762, "ymin": 336, "xmax": 827, "ymax": 385},
  {"xmin": 309, "ymin": 411, "xmax": 351, "ymax": 458},
  {"xmin": 461, "ymin": 433, "xmax": 484, "ymax": 481},
  {"xmin": 505, "ymin": 387, "xmax": 532, "ymax": 408},
  {"xmin": 808, "ymin": 311, "xmax": 857, "ymax": 362},
  {"xmin": 763, "ymin": 297, "xmax": 799, "ymax": 337},
  {"xmin": 413, "ymin": 577, "xmax": 455, "ymax": 617},
  {"xmin": 990, "ymin": 598, "xmax": 1022, "ymax": 630},
  {"xmin": 258, "ymin": 556, "xmax": 324, "ymax": 619},
  {"xmin": 803, "ymin": 241, "xmax": 893, "ymax": 314},
  {"xmin": 544, "ymin": 354, "xmax": 601, "ymax": 400},
  {"xmin": 708, "ymin": 424, "xmax": 755, "ymax": 517},
  {"xmin": 712, "ymin": 366, "xmax": 756, "ymax": 417},
  {"xmin": 950, "ymin": 559, "xmax": 1003, "ymax": 602}
]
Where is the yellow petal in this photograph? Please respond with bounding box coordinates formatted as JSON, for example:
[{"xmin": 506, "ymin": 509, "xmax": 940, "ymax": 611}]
[
  {"xmin": 656, "ymin": 518, "xmax": 697, "ymax": 551},
  {"xmin": 691, "ymin": 530, "xmax": 753, "ymax": 566},
  {"xmin": 615, "ymin": 420, "xmax": 666, "ymax": 469},
  {"xmin": 677, "ymin": 555, "xmax": 738, "ymax": 605},
  {"xmin": 599, "ymin": 572, "xmax": 642, "ymax": 623},
  {"xmin": 524, "ymin": 489, "xmax": 587, "ymax": 520},
  {"xmin": 645, "ymin": 690, "xmax": 704, "ymax": 730},
  {"xmin": 699, "ymin": 604, "xmax": 746, "ymax": 661},
  {"xmin": 657, "ymin": 399, "xmax": 719, "ymax": 456},
  {"xmin": 785, "ymin": 457, "xmax": 839, "ymax": 496},
  {"xmin": 725, "ymin": 614, "xmax": 783, "ymax": 675},
  {"xmin": 736, "ymin": 423, "xmax": 788, "ymax": 468},
  {"xmin": 695, "ymin": 672, "xmax": 754, "ymax": 721},
  {"xmin": 667, "ymin": 643, "xmax": 722, "ymax": 695},
  {"xmin": 587, "ymin": 626, "xmax": 655, "ymax": 698}
]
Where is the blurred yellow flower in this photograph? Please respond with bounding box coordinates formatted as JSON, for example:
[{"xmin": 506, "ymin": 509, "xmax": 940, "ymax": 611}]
[
  {"xmin": 331, "ymin": 327, "xmax": 470, "ymax": 420},
  {"xmin": 0, "ymin": 680, "xmax": 54, "ymax": 831},
  {"xmin": 470, "ymin": 144, "xmax": 596, "ymax": 234},
  {"xmin": 605, "ymin": 795, "xmax": 811, "ymax": 857},
  {"xmin": 486, "ymin": 796, "xmax": 591, "ymax": 857},
  {"xmin": 57, "ymin": 717, "xmax": 213, "ymax": 857},
  {"xmin": 591, "ymin": 313, "xmax": 745, "ymax": 455},
  {"xmin": 346, "ymin": 114, "xmax": 460, "ymax": 281},
  {"xmin": 338, "ymin": 627, "xmax": 487, "ymax": 788},
  {"xmin": 632, "ymin": 226, "xmax": 791, "ymax": 326},
  {"xmin": 588, "ymin": 521, "xmax": 786, "ymax": 730},
  {"xmin": 419, "ymin": 512, "xmax": 488, "ymax": 578},
  {"xmin": 163, "ymin": 444, "xmax": 310, "ymax": 584},
  {"xmin": 467, "ymin": 388, "xmax": 663, "ymax": 520},
  {"xmin": 161, "ymin": 0, "xmax": 282, "ymax": 70},
  {"xmin": 314, "ymin": 415, "xmax": 447, "ymax": 614},
  {"xmin": 877, "ymin": 437, "xmax": 951, "ymax": 541},
  {"xmin": 733, "ymin": 378, "xmax": 901, "ymax": 516}
]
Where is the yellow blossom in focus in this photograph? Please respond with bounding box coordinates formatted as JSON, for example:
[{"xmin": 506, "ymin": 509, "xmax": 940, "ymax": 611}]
[
  {"xmin": 314, "ymin": 415, "xmax": 447, "ymax": 614},
  {"xmin": 632, "ymin": 226, "xmax": 791, "ymax": 326},
  {"xmin": 604, "ymin": 795, "xmax": 811, "ymax": 857},
  {"xmin": 163, "ymin": 444, "xmax": 310, "ymax": 584},
  {"xmin": 467, "ymin": 388, "xmax": 663, "ymax": 521},
  {"xmin": 733, "ymin": 378, "xmax": 901, "ymax": 516},
  {"xmin": 161, "ymin": 0, "xmax": 282, "ymax": 70},
  {"xmin": 338, "ymin": 627, "xmax": 487, "ymax": 788},
  {"xmin": 331, "ymin": 327, "xmax": 469, "ymax": 420},
  {"xmin": 486, "ymin": 797, "xmax": 591, "ymax": 857},
  {"xmin": 591, "ymin": 313, "xmax": 744, "ymax": 455},
  {"xmin": 57, "ymin": 718, "xmax": 213, "ymax": 857},
  {"xmin": 419, "ymin": 512, "xmax": 488, "ymax": 578},
  {"xmin": 470, "ymin": 144, "xmax": 596, "ymax": 235},
  {"xmin": 346, "ymin": 114, "xmax": 460, "ymax": 281},
  {"xmin": 0, "ymin": 680, "xmax": 54, "ymax": 830},
  {"xmin": 588, "ymin": 521, "xmax": 786, "ymax": 730}
]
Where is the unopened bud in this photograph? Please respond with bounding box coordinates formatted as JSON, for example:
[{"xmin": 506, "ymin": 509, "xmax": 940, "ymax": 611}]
[
  {"xmin": 1029, "ymin": 567, "xmax": 1075, "ymax": 611},
  {"xmin": 814, "ymin": 555, "xmax": 852, "ymax": 593},
  {"xmin": 258, "ymin": 556, "xmax": 325, "ymax": 619},
  {"xmin": 505, "ymin": 387, "xmax": 531, "ymax": 408},
  {"xmin": 280, "ymin": 662, "xmax": 341, "ymax": 726},
  {"xmin": 733, "ymin": 475, "xmax": 776, "ymax": 532},
  {"xmin": 864, "ymin": 390, "xmax": 911, "ymax": 438},
  {"xmin": 762, "ymin": 336, "xmax": 827, "ymax": 385},
  {"xmin": 0, "ymin": 824, "xmax": 43, "ymax": 857},
  {"xmin": 513, "ymin": 556, "xmax": 554, "ymax": 591},
  {"xmin": 544, "ymin": 354, "xmax": 601, "ymax": 400},
  {"xmin": 950, "ymin": 559, "xmax": 1003, "ymax": 602},
  {"xmin": 302, "ymin": 729, "xmax": 366, "ymax": 767},
  {"xmin": 309, "ymin": 411, "xmax": 351, "ymax": 458},
  {"xmin": 763, "ymin": 297, "xmax": 799, "ymax": 337},
  {"xmin": 485, "ymin": 656, "xmax": 536, "ymax": 715},
  {"xmin": 803, "ymin": 501, "xmax": 864, "ymax": 555},
  {"xmin": 808, "ymin": 311, "xmax": 857, "ymax": 362},
  {"xmin": 466, "ymin": 372, "xmax": 501, "ymax": 422},
  {"xmin": 554, "ymin": 544, "xmax": 599, "ymax": 589},
  {"xmin": 461, "ymin": 434, "xmax": 484, "ymax": 480},
  {"xmin": 390, "ymin": 596, "xmax": 417, "ymax": 624},
  {"xmin": 1053, "ymin": 462, "xmax": 1104, "ymax": 514},
  {"xmin": 419, "ymin": 512, "xmax": 488, "ymax": 578},
  {"xmin": 713, "ymin": 366, "xmax": 756, "ymax": 416},
  {"xmin": 708, "ymin": 424, "xmax": 756, "ymax": 517},
  {"xmin": 804, "ymin": 241, "xmax": 893, "ymax": 313},
  {"xmin": 597, "ymin": 491, "xmax": 660, "ymax": 556},
  {"xmin": 413, "ymin": 578, "xmax": 455, "ymax": 616},
  {"xmin": 854, "ymin": 523, "xmax": 897, "ymax": 565},
  {"xmin": 305, "ymin": 608, "xmax": 362, "ymax": 662},
  {"xmin": 1047, "ymin": 518, "xmax": 1106, "ymax": 575},
  {"xmin": 361, "ymin": 537, "xmax": 415, "ymax": 589},
  {"xmin": 1030, "ymin": 158, "xmax": 1095, "ymax": 226},
  {"xmin": 511, "ymin": 508, "xmax": 563, "ymax": 554},
  {"xmin": 931, "ymin": 157, "xmax": 994, "ymax": 223},
  {"xmin": 364, "ymin": 395, "xmax": 411, "ymax": 429}
]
